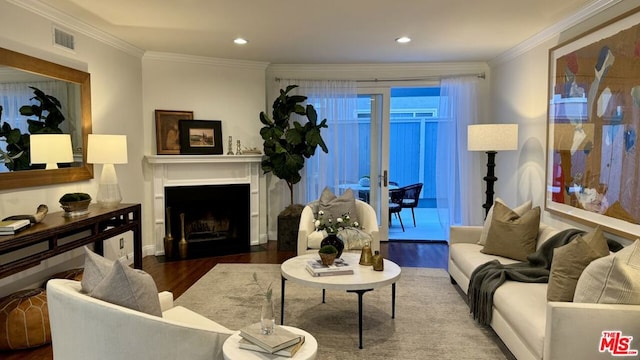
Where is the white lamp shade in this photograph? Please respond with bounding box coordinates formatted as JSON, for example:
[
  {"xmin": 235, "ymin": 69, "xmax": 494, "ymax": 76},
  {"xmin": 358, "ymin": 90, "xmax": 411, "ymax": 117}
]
[
  {"xmin": 30, "ymin": 134, "xmax": 73, "ymax": 169},
  {"xmin": 467, "ymin": 124, "xmax": 519, "ymax": 151},
  {"xmin": 87, "ymin": 134, "xmax": 128, "ymax": 164}
]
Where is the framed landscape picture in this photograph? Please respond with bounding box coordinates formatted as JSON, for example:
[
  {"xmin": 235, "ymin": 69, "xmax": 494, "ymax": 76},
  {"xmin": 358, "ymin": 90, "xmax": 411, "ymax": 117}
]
[
  {"xmin": 545, "ymin": 8, "xmax": 640, "ymax": 239},
  {"xmin": 155, "ymin": 110, "xmax": 193, "ymax": 155},
  {"xmin": 179, "ymin": 120, "xmax": 223, "ymax": 155}
]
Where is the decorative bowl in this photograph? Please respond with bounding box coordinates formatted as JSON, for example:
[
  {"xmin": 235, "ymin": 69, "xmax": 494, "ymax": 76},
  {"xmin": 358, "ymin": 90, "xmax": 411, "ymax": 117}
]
[{"xmin": 60, "ymin": 199, "xmax": 91, "ymax": 216}]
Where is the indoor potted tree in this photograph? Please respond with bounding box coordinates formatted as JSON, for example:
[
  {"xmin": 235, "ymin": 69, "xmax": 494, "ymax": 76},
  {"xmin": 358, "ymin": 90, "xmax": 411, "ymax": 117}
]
[{"xmin": 259, "ymin": 85, "xmax": 328, "ymax": 250}]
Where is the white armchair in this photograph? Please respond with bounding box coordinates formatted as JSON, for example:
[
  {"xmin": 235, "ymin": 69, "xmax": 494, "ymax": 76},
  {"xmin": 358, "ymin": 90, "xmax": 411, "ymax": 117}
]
[
  {"xmin": 297, "ymin": 199, "xmax": 380, "ymax": 255},
  {"xmin": 46, "ymin": 279, "xmax": 234, "ymax": 360}
]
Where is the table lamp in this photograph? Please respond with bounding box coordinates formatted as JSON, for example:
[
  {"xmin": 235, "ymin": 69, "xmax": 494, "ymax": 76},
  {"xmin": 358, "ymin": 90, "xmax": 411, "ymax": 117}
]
[
  {"xmin": 467, "ymin": 124, "xmax": 518, "ymax": 217},
  {"xmin": 87, "ymin": 134, "xmax": 128, "ymax": 208},
  {"xmin": 30, "ymin": 134, "xmax": 73, "ymax": 169}
]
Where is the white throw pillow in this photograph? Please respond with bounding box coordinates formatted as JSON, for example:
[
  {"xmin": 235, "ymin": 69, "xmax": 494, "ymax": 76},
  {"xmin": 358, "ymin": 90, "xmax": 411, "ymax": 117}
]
[
  {"xmin": 574, "ymin": 240, "xmax": 640, "ymax": 304},
  {"xmin": 307, "ymin": 230, "xmax": 326, "ymax": 249},
  {"xmin": 478, "ymin": 198, "xmax": 532, "ymax": 245}
]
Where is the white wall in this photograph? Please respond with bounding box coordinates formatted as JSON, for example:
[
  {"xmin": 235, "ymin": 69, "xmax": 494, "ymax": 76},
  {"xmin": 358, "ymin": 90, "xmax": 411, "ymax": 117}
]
[
  {"xmin": 140, "ymin": 52, "xmax": 269, "ymax": 252},
  {"xmin": 488, "ymin": 0, "xmax": 640, "ymax": 236},
  {"xmin": 0, "ymin": 1, "xmax": 144, "ymax": 295}
]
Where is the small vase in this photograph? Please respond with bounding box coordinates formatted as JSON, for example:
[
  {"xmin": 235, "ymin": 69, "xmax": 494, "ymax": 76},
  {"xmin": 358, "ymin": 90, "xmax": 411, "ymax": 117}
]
[
  {"xmin": 321, "ymin": 234, "xmax": 344, "ymax": 258},
  {"xmin": 372, "ymin": 250, "xmax": 384, "ymax": 271},
  {"xmin": 178, "ymin": 213, "xmax": 188, "ymax": 259},
  {"xmin": 260, "ymin": 297, "xmax": 276, "ymax": 335}
]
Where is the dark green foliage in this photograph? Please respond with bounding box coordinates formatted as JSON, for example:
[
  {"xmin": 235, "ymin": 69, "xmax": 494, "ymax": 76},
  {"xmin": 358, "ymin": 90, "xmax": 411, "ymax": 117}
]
[
  {"xmin": 20, "ymin": 86, "xmax": 66, "ymax": 134},
  {"xmin": 59, "ymin": 193, "xmax": 91, "ymax": 202},
  {"xmin": 319, "ymin": 245, "xmax": 338, "ymax": 254},
  {"xmin": 260, "ymin": 85, "xmax": 328, "ymax": 205},
  {"xmin": 0, "ymin": 87, "xmax": 66, "ymax": 171}
]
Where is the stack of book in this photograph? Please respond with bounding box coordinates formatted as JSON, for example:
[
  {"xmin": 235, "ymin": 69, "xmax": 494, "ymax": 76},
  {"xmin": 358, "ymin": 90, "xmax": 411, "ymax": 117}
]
[
  {"xmin": 238, "ymin": 323, "xmax": 305, "ymax": 357},
  {"xmin": 0, "ymin": 219, "xmax": 31, "ymax": 235},
  {"xmin": 305, "ymin": 258, "xmax": 354, "ymax": 277}
]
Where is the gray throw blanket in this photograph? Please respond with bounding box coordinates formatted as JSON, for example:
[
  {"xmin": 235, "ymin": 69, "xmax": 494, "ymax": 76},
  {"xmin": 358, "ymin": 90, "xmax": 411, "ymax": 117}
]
[{"xmin": 467, "ymin": 228, "xmax": 585, "ymax": 326}]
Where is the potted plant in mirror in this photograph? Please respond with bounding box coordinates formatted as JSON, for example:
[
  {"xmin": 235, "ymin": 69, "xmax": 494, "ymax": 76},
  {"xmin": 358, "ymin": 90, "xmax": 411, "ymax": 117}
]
[
  {"xmin": 59, "ymin": 192, "xmax": 91, "ymax": 217},
  {"xmin": 259, "ymin": 85, "xmax": 329, "ymax": 251},
  {"xmin": 318, "ymin": 245, "xmax": 338, "ymax": 266},
  {"xmin": 0, "ymin": 87, "xmax": 67, "ymax": 171}
]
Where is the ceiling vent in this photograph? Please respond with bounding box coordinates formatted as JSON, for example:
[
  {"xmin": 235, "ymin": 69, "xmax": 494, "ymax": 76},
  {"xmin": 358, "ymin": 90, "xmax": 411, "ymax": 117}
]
[{"xmin": 53, "ymin": 27, "xmax": 75, "ymax": 52}]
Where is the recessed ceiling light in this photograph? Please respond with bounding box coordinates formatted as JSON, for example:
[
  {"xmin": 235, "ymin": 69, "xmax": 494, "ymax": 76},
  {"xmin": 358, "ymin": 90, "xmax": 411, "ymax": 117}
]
[
  {"xmin": 234, "ymin": 38, "xmax": 248, "ymax": 45},
  {"xmin": 395, "ymin": 37, "xmax": 411, "ymax": 44}
]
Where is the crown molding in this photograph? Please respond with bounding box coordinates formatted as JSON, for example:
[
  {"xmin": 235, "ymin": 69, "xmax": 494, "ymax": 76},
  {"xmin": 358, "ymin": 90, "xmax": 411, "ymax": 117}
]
[
  {"xmin": 268, "ymin": 62, "xmax": 488, "ymax": 73},
  {"xmin": 143, "ymin": 51, "xmax": 269, "ymax": 71},
  {"xmin": 7, "ymin": 0, "xmax": 144, "ymax": 58},
  {"xmin": 489, "ymin": 0, "xmax": 623, "ymax": 66}
]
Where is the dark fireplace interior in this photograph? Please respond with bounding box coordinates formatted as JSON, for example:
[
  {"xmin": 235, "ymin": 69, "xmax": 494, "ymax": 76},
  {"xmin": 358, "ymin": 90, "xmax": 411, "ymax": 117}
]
[{"xmin": 164, "ymin": 184, "xmax": 250, "ymax": 259}]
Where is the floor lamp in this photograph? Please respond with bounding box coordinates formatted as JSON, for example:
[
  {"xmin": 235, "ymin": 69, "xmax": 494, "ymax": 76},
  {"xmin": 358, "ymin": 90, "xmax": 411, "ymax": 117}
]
[
  {"xmin": 87, "ymin": 134, "xmax": 128, "ymax": 208},
  {"xmin": 467, "ymin": 124, "xmax": 518, "ymax": 218}
]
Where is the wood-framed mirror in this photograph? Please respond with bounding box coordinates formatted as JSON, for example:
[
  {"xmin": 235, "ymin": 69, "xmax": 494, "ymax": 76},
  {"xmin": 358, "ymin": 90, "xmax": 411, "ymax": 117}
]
[{"xmin": 0, "ymin": 47, "xmax": 93, "ymax": 190}]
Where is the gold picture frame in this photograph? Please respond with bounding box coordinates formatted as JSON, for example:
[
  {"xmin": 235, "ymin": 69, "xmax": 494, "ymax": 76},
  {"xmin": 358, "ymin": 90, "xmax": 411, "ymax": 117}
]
[{"xmin": 155, "ymin": 110, "xmax": 194, "ymax": 155}]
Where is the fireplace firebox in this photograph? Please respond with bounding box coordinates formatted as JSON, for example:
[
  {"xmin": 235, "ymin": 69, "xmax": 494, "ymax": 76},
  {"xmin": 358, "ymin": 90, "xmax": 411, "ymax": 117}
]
[{"xmin": 164, "ymin": 184, "xmax": 250, "ymax": 259}]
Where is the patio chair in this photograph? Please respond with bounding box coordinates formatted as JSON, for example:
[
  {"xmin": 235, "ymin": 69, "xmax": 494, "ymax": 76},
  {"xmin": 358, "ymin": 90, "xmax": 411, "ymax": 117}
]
[
  {"xmin": 389, "ymin": 187, "xmax": 405, "ymax": 231},
  {"xmin": 400, "ymin": 183, "xmax": 423, "ymax": 227}
]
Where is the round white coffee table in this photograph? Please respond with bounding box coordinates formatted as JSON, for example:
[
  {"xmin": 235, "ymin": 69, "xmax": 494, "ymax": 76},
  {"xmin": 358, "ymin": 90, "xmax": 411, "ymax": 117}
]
[
  {"xmin": 222, "ymin": 325, "xmax": 317, "ymax": 360},
  {"xmin": 280, "ymin": 252, "xmax": 401, "ymax": 349}
]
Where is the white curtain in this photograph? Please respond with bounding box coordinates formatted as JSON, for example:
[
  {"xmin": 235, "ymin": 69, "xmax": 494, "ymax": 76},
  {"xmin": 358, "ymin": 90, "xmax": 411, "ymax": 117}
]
[
  {"xmin": 0, "ymin": 81, "xmax": 71, "ymax": 133},
  {"xmin": 435, "ymin": 76, "xmax": 483, "ymax": 235},
  {"xmin": 276, "ymin": 79, "xmax": 359, "ymax": 204}
]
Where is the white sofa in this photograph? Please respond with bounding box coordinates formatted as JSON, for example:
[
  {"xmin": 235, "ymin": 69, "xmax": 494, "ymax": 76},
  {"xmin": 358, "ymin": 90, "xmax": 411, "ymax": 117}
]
[
  {"xmin": 297, "ymin": 199, "xmax": 380, "ymax": 255},
  {"xmin": 448, "ymin": 224, "xmax": 640, "ymax": 360},
  {"xmin": 46, "ymin": 279, "xmax": 234, "ymax": 360}
]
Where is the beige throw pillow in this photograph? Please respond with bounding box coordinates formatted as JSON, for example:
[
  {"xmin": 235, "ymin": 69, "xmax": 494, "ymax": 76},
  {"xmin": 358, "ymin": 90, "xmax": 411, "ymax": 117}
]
[
  {"xmin": 481, "ymin": 202, "xmax": 540, "ymax": 261},
  {"xmin": 318, "ymin": 187, "xmax": 359, "ymax": 225},
  {"xmin": 90, "ymin": 260, "xmax": 162, "ymax": 317},
  {"xmin": 574, "ymin": 240, "xmax": 640, "ymax": 304},
  {"xmin": 547, "ymin": 227, "xmax": 610, "ymax": 302},
  {"xmin": 478, "ymin": 198, "xmax": 532, "ymax": 245}
]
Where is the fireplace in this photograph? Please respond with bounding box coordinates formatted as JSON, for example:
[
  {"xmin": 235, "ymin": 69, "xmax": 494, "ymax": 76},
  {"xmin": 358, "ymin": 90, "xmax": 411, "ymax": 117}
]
[
  {"xmin": 145, "ymin": 154, "xmax": 265, "ymax": 257},
  {"xmin": 165, "ymin": 184, "xmax": 250, "ymax": 258}
]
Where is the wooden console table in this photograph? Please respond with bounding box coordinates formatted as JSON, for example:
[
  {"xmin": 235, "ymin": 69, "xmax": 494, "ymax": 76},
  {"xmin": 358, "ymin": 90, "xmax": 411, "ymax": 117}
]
[{"xmin": 0, "ymin": 203, "xmax": 142, "ymax": 279}]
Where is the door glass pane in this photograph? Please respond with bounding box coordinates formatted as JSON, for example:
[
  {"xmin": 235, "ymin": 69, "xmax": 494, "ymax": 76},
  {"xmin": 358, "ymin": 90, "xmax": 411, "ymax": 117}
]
[
  {"xmin": 389, "ymin": 86, "xmax": 446, "ymax": 240},
  {"xmin": 389, "ymin": 87, "xmax": 439, "ymax": 201},
  {"xmin": 356, "ymin": 87, "xmax": 447, "ymax": 241}
]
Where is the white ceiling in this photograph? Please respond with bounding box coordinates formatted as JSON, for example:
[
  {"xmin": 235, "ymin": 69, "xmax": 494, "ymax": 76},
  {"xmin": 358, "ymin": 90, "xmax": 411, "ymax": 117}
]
[{"xmin": 39, "ymin": 0, "xmax": 597, "ymax": 64}]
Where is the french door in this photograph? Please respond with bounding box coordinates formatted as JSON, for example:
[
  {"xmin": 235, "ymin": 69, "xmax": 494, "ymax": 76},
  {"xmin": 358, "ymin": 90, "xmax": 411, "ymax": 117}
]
[{"xmin": 357, "ymin": 88, "xmax": 391, "ymax": 240}]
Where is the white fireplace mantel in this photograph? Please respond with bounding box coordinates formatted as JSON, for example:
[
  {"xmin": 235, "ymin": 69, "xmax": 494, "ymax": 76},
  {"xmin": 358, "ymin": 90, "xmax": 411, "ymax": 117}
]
[{"xmin": 145, "ymin": 154, "xmax": 265, "ymax": 255}]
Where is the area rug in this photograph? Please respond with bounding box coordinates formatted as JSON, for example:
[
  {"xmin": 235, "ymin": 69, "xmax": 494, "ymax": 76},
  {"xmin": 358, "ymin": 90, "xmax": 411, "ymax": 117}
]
[{"xmin": 175, "ymin": 264, "xmax": 509, "ymax": 360}]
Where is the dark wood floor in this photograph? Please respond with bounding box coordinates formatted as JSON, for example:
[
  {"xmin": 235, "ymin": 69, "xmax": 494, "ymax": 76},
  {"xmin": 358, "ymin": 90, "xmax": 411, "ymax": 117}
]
[{"xmin": 2, "ymin": 240, "xmax": 448, "ymax": 360}]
